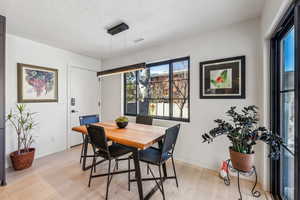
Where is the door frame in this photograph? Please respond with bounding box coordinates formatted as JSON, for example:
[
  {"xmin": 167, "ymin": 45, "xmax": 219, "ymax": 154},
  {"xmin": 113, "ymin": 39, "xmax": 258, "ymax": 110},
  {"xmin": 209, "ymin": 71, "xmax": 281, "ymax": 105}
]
[
  {"xmin": 0, "ymin": 15, "xmax": 6, "ymax": 186},
  {"xmin": 66, "ymin": 65, "xmax": 100, "ymax": 149},
  {"xmin": 270, "ymin": 1, "xmax": 300, "ymax": 199}
]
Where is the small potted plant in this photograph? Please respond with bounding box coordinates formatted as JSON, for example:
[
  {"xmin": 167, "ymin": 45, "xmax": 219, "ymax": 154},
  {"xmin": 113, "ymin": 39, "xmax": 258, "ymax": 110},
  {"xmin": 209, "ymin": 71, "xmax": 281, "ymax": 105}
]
[
  {"xmin": 7, "ymin": 104, "xmax": 37, "ymax": 170},
  {"xmin": 202, "ymin": 105, "xmax": 285, "ymax": 172},
  {"xmin": 115, "ymin": 116, "xmax": 129, "ymax": 129}
]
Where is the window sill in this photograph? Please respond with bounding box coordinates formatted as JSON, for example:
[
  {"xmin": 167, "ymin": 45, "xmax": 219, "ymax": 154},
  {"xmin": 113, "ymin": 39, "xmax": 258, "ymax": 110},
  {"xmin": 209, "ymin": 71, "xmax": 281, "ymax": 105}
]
[{"xmin": 124, "ymin": 113, "xmax": 190, "ymax": 123}]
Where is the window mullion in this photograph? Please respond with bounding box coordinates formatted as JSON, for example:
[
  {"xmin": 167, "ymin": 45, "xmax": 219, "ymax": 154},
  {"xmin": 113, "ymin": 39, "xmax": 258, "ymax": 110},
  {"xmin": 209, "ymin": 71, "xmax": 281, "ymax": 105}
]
[
  {"xmin": 124, "ymin": 74, "xmax": 126, "ymax": 115},
  {"xmin": 135, "ymin": 71, "xmax": 138, "ymax": 115},
  {"xmin": 169, "ymin": 62, "xmax": 173, "ymax": 119}
]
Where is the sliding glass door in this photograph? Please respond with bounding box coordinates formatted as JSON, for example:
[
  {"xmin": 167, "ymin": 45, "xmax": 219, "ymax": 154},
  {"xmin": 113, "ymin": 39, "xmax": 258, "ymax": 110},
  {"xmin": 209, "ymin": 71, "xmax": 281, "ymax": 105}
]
[{"xmin": 271, "ymin": 1, "xmax": 300, "ymax": 199}]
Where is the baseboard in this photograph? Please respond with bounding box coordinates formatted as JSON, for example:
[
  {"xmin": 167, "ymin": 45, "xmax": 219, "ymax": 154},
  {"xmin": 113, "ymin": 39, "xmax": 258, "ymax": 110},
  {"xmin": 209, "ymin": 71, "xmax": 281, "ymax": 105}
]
[
  {"xmin": 5, "ymin": 146, "xmax": 67, "ymax": 169},
  {"xmin": 173, "ymin": 157, "xmax": 257, "ymax": 183}
]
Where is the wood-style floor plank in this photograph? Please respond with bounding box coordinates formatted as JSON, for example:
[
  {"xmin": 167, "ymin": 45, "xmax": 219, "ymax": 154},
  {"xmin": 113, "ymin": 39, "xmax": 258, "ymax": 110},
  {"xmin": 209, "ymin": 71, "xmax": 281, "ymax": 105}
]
[{"xmin": 1, "ymin": 146, "xmax": 268, "ymax": 200}]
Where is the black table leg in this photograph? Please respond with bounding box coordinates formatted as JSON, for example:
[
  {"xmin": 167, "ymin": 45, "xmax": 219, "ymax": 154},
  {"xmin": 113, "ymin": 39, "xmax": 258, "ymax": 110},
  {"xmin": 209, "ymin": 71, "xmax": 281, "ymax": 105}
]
[
  {"xmin": 132, "ymin": 148, "xmax": 144, "ymax": 200},
  {"xmin": 1, "ymin": 180, "xmax": 6, "ymax": 186}
]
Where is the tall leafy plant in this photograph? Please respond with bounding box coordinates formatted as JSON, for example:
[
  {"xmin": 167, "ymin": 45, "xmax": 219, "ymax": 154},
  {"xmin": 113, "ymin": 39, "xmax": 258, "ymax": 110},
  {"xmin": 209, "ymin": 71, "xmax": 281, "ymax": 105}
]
[
  {"xmin": 7, "ymin": 104, "xmax": 37, "ymax": 154},
  {"xmin": 202, "ymin": 105, "xmax": 286, "ymax": 160}
]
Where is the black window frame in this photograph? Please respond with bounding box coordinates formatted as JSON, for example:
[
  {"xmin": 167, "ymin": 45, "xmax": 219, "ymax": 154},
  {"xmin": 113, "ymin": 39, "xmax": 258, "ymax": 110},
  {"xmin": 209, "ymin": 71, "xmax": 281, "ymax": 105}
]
[
  {"xmin": 123, "ymin": 56, "xmax": 190, "ymax": 122},
  {"xmin": 270, "ymin": 1, "xmax": 300, "ymax": 199}
]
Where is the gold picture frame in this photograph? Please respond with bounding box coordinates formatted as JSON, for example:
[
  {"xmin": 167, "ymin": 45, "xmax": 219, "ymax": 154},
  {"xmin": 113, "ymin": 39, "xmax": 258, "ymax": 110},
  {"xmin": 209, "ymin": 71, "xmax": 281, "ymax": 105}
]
[{"xmin": 17, "ymin": 63, "xmax": 58, "ymax": 103}]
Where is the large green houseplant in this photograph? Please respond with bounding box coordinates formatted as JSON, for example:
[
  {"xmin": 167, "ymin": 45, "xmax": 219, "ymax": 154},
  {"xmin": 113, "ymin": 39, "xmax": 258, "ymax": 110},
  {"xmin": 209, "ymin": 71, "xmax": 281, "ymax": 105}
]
[
  {"xmin": 7, "ymin": 104, "xmax": 37, "ymax": 170},
  {"xmin": 202, "ymin": 105, "xmax": 285, "ymax": 172}
]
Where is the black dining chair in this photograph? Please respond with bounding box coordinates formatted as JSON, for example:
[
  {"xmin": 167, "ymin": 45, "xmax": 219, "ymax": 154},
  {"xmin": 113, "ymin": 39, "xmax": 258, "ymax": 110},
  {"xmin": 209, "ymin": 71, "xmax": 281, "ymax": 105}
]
[
  {"xmin": 135, "ymin": 115, "xmax": 153, "ymax": 175},
  {"xmin": 79, "ymin": 115, "xmax": 100, "ymax": 164},
  {"xmin": 87, "ymin": 124, "xmax": 133, "ymax": 200},
  {"xmin": 136, "ymin": 124, "xmax": 181, "ymax": 200},
  {"xmin": 136, "ymin": 115, "xmax": 153, "ymax": 125}
]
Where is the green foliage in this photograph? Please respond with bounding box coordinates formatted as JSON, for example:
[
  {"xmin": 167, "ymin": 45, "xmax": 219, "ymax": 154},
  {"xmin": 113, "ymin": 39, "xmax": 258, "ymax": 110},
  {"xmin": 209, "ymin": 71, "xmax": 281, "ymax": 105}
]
[
  {"xmin": 7, "ymin": 104, "xmax": 37, "ymax": 154},
  {"xmin": 202, "ymin": 105, "xmax": 284, "ymax": 160},
  {"xmin": 115, "ymin": 116, "xmax": 129, "ymax": 123},
  {"xmin": 126, "ymin": 82, "xmax": 136, "ymax": 102},
  {"xmin": 125, "ymin": 72, "xmax": 137, "ymax": 102}
]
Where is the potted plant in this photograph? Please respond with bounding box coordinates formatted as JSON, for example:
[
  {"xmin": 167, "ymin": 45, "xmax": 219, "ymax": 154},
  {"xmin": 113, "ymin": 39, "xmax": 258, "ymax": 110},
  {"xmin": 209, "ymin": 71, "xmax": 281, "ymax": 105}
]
[
  {"xmin": 7, "ymin": 104, "xmax": 37, "ymax": 170},
  {"xmin": 115, "ymin": 116, "xmax": 129, "ymax": 129},
  {"xmin": 202, "ymin": 105, "xmax": 285, "ymax": 172}
]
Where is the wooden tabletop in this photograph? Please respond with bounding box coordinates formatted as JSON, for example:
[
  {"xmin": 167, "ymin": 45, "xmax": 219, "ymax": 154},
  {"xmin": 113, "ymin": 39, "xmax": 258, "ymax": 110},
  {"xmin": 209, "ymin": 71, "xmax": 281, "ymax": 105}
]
[{"xmin": 72, "ymin": 122, "xmax": 168, "ymax": 150}]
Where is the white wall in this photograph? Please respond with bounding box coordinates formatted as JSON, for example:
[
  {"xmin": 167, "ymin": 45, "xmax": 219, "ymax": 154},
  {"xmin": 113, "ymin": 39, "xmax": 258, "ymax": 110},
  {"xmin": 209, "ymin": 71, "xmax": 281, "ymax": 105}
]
[
  {"xmin": 101, "ymin": 19, "xmax": 263, "ymax": 180},
  {"xmin": 5, "ymin": 34, "xmax": 101, "ymax": 165},
  {"xmin": 260, "ymin": 0, "xmax": 293, "ymax": 190}
]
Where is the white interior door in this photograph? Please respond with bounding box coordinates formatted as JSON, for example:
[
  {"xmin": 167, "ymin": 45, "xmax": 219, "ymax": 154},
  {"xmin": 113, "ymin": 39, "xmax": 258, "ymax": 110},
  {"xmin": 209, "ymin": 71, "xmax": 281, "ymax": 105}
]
[{"xmin": 69, "ymin": 66, "xmax": 100, "ymax": 147}]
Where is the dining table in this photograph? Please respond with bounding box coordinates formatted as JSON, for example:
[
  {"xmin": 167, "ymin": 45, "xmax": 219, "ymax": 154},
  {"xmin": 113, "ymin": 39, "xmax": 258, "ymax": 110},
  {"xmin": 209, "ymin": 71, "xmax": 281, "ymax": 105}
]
[{"xmin": 72, "ymin": 121, "xmax": 169, "ymax": 200}]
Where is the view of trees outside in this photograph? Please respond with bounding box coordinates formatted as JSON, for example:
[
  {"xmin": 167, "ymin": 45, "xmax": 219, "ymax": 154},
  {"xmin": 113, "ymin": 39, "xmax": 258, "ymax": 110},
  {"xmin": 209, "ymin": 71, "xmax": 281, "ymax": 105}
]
[
  {"xmin": 125, "ymin": 59, "xmax": 189, "ymax": 120},
  {"xmin": 172, "ymin": 60, "xmax": 189, "ymax": 118},
  {"xmin": 140, "ymin": 64, "xmax": 170, "ymax": 117},
  {"xmin": 125, "ymin": 72, "xmax": 136, "ymax": 115}
]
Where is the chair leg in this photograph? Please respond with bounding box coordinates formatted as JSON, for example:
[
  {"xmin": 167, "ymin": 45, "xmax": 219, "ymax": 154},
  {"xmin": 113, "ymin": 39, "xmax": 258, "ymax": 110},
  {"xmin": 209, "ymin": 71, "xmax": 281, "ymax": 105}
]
[
  {"xmin": 116, "ymin": 159, "xmax": 119, "ymax": 170},
  {"xmin": 128, "ymin": 158, "xmax": 131, "ymax": 191},
  {"xmin": 92, "ymin": 146, "xmax": 97, "ymax": 173},
  {"xmin": 88, "ymin": 156, "xmax": 96, "ymax": 187},
  {"xmin": 105, "ymin": 160, "xmax": 111, "ymax": 200},
  {"xmin": 171, "ymin": 156, "xmax": 179, "ymax": 188},
  {"xmin": 158, "ymin": 165, "xmax": 166, "ymax": 200},
  {"xmin": 147, "ymin": 163, "xmax": 150, "ymax": 175},
  {"xmin": 80, "ymin": 134, "xmax": 85, "ymax": 164},
  {"xmin": 93, "ymin": 157, "xmax": 97, "ymax": 173}
]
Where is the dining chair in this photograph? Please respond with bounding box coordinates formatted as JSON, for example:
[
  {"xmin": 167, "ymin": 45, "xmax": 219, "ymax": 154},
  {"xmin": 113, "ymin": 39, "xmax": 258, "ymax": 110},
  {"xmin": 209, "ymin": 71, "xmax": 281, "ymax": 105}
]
[
  {"xmin": 136, "ymin": 115, "xmax": 153, "ymax": 125},
  {"xmin": 135, "ymin": 124, "xmax": 181, "ymax": 200},
  {"xmin": 79, "ymin": 115, "xmax": 100, "ymax": 164},
  {"xmin": 86, "ymin": 124, "xmax": 132, "ymax": 200},
  {"xmin": 135, "ymin": 115, "xmax": 153, "ymax": 175}
]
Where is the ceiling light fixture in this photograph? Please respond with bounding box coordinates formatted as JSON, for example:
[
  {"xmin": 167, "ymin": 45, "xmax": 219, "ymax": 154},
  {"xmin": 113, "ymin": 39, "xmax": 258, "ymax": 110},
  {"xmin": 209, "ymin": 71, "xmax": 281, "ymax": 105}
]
[
  {"xmin": 97, "ymin": 63, "xmax": 146, "ymax": 77},
  {"xmin": 107, "ymin": 22, "xmax": 129, "ymax": 35},
  {"xmin": 98, "ymin": 22, "xmax": 145, "ymax": 78}
]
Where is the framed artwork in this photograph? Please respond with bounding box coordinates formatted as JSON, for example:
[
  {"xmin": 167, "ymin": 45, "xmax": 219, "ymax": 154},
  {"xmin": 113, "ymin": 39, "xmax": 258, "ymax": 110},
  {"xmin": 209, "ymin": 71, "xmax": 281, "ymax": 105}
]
[
  {"xmin": 199, "ymin": 56, "xmax": 245, "ymax": 99},
  {"xmin": 17, "ymin": 63, "xmax": 58, "ymax": 103}
]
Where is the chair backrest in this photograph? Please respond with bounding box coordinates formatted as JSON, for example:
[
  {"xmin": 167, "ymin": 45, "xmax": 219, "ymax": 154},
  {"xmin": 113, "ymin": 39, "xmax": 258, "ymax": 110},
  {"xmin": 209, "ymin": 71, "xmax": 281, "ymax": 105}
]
[
  {"xmin": 79, "ymin": 115, "xmax": 100, "ymax": 126},
  {"xmin": 136, "ymin": 115, "xmax": 153, "ymax": 125},
  {"xmin": 161, "ymin": 124, "xmax": 181, "ymax": 156},
  {"xmin": 86, "ymin": 124, "xmax": 109, "ymax": 155}
]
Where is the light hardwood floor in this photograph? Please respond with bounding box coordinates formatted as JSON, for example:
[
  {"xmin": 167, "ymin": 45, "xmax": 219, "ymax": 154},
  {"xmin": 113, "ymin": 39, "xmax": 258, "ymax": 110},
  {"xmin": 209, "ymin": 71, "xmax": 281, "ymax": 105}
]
[{"xmin": 0, "ymin": 146, "xmax": 268, "ymax": 200}]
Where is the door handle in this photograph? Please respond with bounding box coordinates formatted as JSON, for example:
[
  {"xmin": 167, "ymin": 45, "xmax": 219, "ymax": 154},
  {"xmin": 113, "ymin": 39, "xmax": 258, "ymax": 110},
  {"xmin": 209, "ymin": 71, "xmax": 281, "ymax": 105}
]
[{"xmin": 71, "ymin": 110, "xmax": 79, "ymax": 113}]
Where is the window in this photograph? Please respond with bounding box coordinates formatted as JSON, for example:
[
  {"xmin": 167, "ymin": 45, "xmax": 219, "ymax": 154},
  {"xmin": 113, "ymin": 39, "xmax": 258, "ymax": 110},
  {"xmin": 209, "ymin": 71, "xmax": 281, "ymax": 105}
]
[
  {"xmin": 279, "ymin": 26, "xmax": 295, "ymax": 200},
  {"xmin": 124, "ymin": 57, "xmax": 190, "ymax": 122},
  {"xmin": 270, "ymin": 2, "xmax": 300, "ymax": 200}
]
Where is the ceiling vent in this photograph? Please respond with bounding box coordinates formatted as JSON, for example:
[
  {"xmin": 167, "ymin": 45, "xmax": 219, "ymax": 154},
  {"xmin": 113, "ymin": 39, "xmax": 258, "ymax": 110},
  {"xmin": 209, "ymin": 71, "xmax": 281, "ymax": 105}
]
[
  {"xmin": 134, "ymin": 38, "xmax": 144, "ymax": 43},
  {"xmin": 107, "ymin": 22, "xmax": 129, "ymax": 35}
]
